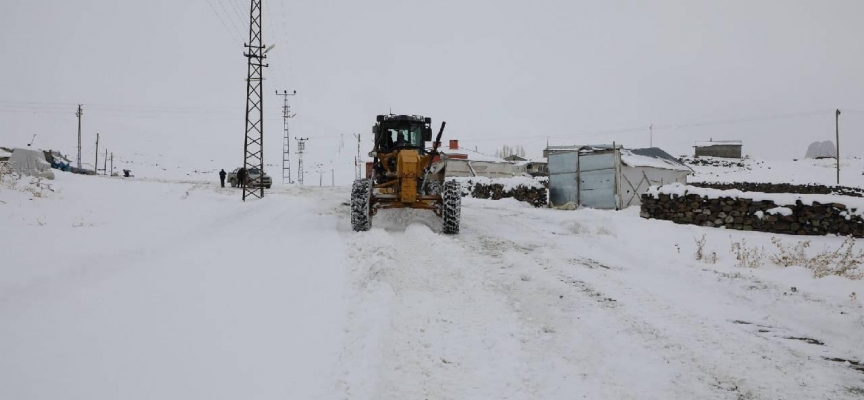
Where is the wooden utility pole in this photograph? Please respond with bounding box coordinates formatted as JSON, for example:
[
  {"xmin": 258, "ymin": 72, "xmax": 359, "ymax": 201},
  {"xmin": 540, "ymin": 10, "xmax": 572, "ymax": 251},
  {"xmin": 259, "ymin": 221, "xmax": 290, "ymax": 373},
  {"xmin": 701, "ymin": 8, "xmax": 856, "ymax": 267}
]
[
  {"xmin": 103, "ymin": 149, "xmax": 108, "ymax": 175},
  {"xmin": 110, "ymin": 153, "xmax": 114, "ymax": 176},
  {"xmin": 649, "ymin": 123, "xmax": 653, "ymax": 148},
  {"xmin": 836, "ymin": 109, "xmax": 841, "ymax": 185},
  {"xmin": 76, "ymin": 105, "xmax": 83, "ymax": 169},
  {"xmin": 94, "ymin": 133, "xmax": 99, "ymax": 174}
]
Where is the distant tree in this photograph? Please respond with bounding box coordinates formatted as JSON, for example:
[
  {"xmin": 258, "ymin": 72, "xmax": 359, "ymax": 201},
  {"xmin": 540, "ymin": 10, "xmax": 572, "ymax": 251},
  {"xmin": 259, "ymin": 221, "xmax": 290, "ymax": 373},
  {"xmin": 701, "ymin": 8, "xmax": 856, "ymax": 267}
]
[{"xmin": 495, "ymin": 145, "xmax": 526, "ymax": 159}]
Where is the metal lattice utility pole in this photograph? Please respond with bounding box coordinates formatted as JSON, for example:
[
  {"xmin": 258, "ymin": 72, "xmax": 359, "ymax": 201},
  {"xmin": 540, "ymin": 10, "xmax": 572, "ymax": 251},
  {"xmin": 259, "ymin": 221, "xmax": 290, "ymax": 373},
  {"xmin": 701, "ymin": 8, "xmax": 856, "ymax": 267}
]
[
  {"xmin": 76, "ymin": 104, "xmax": 83, "ymax": 169},
  {"xmin": 241, "ymin": 0, "xmax": 270, "ymax": 201},
  {"xmin": 354, "ymin": 133, "xmax": 361, "ymax": 179},
  {"xmin": 277, "ymin": 89, "xmax": 297, "ymax": 184},
  {"xmin": 94, "ymin": 133, "xmax": 99, "ymax": 174},
  {"xmin": 295, "ymin": 137, "xmax": 308, "ymax": 185},
  {"xmin": 836, "ymin": 109, "xmax": 841, "ymax": 185}
]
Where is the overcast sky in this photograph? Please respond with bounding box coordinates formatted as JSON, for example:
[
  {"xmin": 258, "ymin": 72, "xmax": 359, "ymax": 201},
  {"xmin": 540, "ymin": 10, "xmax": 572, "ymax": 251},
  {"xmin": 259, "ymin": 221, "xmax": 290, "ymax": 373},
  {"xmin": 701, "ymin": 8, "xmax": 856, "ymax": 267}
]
[{"xmin": 2, "ymin": 0, "xmax": 863, "ymax": 184}]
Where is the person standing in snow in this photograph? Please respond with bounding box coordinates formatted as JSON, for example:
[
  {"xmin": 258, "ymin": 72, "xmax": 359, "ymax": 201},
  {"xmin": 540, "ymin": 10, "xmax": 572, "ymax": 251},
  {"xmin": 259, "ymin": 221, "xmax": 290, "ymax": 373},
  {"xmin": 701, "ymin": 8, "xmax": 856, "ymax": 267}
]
[
  {"xmin": 237, "ymin": 167, "xmax": 247, "ymax": 188},
  {"xmin": 219, "ymin": 169, "xmax": 226, "ymax": 187}
]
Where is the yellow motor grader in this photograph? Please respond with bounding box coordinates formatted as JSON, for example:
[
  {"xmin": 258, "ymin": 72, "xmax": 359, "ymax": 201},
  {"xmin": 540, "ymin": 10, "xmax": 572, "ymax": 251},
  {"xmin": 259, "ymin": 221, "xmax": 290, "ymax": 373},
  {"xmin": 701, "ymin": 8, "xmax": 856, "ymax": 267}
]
[{"xmin": 351, "ymin": 114, "xmax": 461, "ymax": 234}]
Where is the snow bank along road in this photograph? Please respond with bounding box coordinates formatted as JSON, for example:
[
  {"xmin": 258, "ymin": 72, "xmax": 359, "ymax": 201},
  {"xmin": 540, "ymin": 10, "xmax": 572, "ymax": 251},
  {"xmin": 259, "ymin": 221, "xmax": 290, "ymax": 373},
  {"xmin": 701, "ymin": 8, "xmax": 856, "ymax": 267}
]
[{"xmin": 2, "ymin": 174, "xmax": 863, "ymax": 399}]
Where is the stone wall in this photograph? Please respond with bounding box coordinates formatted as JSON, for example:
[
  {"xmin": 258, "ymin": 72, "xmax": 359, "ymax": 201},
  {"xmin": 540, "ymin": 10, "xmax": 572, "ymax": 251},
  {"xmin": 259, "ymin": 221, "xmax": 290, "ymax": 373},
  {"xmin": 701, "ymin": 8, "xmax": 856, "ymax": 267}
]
[
  {"xmin": 640, "ymin": 191, "xmax": 864, "ymax": 238},
  {"xmin": 690, "ymin": 181, "xmax": 864, "ymax": 197},
  {"xmin": 679, "ymin": 157, "xmax": 747, "ymax": 168},
  {"xmin": 453, "ymin": 178, "xmax": 548, "ymax": 207},
  {"xmin": 470, "ymin": 183, "xmax": 548, "ymax": 207}
]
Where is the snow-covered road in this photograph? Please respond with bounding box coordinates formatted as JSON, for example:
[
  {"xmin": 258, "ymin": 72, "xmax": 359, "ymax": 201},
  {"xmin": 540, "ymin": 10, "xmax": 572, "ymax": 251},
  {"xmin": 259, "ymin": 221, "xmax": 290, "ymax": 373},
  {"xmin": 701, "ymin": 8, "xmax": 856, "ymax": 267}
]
[{"xmin": 2, "ymin": 174, "xmax": 863, "ymax": 399}]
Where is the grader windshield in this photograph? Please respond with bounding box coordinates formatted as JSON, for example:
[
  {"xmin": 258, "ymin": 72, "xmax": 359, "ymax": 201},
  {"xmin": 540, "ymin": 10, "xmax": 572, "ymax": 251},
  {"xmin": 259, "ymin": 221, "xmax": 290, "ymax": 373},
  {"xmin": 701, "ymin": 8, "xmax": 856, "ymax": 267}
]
[{"xmin": 377, "ymin": 119, "xmax": 428, "ymax": 153}]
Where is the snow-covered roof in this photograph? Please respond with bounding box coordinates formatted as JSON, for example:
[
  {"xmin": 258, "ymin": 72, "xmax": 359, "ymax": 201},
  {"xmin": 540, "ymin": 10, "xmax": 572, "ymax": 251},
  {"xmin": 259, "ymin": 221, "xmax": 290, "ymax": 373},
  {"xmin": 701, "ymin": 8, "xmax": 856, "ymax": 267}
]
[
  {"xmin": 0, "ymin": 148, "xmax": 11, "ymax": 159},
  {"xmin": 442, "ymin": 148, "xmax": 508, "ymax": 163},
  {"xmin": 546, "ymin": 144, "xmax": 623, "ymax": 155},
  {"xmin": 693, "ymin": 140, "xmax": 742, "ymax": 148},
  {"xmin": 621, "ymin": 148, "xmax": 692, "ymax": 172},
  {"xmin": 511, "ymin": 158, "xmax": 547, "ymax": 166}
]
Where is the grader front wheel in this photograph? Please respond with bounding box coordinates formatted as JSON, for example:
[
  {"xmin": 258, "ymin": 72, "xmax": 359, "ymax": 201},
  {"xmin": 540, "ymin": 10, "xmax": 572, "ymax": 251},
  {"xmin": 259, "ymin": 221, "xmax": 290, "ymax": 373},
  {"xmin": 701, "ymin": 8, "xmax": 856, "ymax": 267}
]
[
  {"xmin": 442, "ymin": 180, "xmax": 461, "ymax": 235},
  {"xmin": 351, "ymin": 179, "xmax": 372, "ymax": 232}
]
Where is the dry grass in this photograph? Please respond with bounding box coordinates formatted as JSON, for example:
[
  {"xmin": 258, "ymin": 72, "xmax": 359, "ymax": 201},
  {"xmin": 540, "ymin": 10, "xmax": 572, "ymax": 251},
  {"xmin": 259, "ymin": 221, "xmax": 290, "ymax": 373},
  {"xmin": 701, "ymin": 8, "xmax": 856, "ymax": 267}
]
[
  {"xmin": 770, "ymin": 237, "xmax": 811, "ymax": 267},
  {"xmin": 807, "ymin": 237, "xmax": 864, "ymax": 280},
  {"xmin": 694, "ymin": 234, "xmax": 707, "ymax": 261},
  {"xmin": 768, "ymin": 236, "xmax": 863, "ymax": 280},
  {"xmin": 730, "ymin": 237, "xmax": 766, "ymax": 268}
]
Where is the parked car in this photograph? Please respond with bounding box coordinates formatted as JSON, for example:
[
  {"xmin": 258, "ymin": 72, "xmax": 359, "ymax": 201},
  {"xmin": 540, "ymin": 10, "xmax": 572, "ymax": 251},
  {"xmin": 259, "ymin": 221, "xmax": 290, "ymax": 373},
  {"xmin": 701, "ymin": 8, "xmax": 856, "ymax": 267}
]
[{"xmin": 227, "ymin": 167, "xmax": 272, "ymax": 189}]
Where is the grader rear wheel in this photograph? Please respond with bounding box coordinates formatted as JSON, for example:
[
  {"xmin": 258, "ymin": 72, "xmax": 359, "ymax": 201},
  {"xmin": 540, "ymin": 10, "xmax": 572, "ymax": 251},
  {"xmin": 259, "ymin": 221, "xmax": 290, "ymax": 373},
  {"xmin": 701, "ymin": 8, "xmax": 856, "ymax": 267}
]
[{"xmin": 423, "ymin": 180, "xmax": 442, "ymax": 196}]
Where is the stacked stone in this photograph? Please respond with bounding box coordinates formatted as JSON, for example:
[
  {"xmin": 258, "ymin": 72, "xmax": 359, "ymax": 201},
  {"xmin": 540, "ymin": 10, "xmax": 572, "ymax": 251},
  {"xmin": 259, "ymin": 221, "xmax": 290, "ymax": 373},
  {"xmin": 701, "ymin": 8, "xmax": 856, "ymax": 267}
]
[
  {"xmin": 469, "ymin": 183, "xmax": 548, "ymax": 208},
  {"xmin": 690, "ymin": 182, "xmax": 864, "ymax": 197},
  {"xmin": 640, "ymin": 191, "xmax": 864, "ymax": 238}
]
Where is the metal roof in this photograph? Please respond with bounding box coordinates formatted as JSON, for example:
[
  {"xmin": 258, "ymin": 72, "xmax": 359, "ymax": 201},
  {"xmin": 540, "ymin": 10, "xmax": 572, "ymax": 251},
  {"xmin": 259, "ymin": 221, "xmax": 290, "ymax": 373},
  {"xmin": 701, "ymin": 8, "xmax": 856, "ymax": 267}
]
[{"xmin": 626, "ymin": 147, "xmax": 693, "ymax": 172}]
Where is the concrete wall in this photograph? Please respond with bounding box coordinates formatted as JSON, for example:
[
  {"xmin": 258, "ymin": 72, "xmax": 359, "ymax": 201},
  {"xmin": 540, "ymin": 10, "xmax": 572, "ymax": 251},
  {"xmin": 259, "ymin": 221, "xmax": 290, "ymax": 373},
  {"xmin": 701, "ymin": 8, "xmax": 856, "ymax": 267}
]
[{"xmin": 694, "ymin": 145, "xmax": 742, "ymax": 158}]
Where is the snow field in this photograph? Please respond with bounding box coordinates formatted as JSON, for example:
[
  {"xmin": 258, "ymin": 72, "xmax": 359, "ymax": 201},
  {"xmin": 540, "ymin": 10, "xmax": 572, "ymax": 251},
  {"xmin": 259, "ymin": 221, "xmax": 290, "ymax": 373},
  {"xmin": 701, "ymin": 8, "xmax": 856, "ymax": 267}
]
[
  {"xmin": 1, "ymin": 174, "xmax": 347, "ymax": 400},
  {"xmin": 1, "ymin": 166, "xmax": 863, "ymax": 399}
]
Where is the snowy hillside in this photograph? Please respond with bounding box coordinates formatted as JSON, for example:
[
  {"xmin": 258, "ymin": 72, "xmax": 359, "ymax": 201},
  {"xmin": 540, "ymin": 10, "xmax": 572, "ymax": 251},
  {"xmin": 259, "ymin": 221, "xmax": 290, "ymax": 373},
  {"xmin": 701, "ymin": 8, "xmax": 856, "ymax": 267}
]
[
  {"xmin": 2, "ymin": 160, "xmax": 864, "ymax": 399},
  {"xmin": 687, "ymin": 156, "xmax": 864, "ymax": 187}
]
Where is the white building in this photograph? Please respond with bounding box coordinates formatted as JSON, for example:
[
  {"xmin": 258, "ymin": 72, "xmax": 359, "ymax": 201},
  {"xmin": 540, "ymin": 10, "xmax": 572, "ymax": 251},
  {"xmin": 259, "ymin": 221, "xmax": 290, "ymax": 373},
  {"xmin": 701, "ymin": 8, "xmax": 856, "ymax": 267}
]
[{"xmin": 548, "ymin": 145, "xmax": 691, "ymax": 209}]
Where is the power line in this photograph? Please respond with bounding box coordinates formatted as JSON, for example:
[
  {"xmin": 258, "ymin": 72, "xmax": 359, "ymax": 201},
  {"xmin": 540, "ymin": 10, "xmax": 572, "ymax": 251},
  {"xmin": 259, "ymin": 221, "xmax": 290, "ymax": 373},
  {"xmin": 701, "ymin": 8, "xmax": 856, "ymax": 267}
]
[
  {"xmin": 460, "ymin": 109, "xmax": 837, "ymax": 145},
  {"xmin": 652, "ymin": 109, "xmax": 833, "ymax": 131},
  {"xmin": 214, "ymin": 0, "xmax": 245, "ymax": 43},
  {"xmin": 223, "ymin": 0, "xmax": 247, "ymax": 29},
  {"xmin": 204, "ymin": 0, "xmax": 243, "ymax": 44},
  {"xmin": 276, "ymin": 0, "xmax": 295, "ymax": 88}
]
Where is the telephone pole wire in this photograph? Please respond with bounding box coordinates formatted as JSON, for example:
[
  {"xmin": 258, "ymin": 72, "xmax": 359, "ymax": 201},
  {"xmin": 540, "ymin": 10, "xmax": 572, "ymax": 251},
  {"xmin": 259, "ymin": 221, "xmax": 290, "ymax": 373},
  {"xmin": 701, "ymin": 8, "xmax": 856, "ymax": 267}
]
[{"xmin": 277, "ymin": 89, "xmax": 297, "ymax": 184}]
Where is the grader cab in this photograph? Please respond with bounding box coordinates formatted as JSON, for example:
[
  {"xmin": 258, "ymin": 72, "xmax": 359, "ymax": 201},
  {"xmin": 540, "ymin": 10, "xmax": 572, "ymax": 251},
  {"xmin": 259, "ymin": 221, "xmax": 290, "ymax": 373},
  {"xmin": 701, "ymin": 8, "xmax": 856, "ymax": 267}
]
[{"xmin": 350, "ymin": 114, "xmax": 461, "ymax": 234}]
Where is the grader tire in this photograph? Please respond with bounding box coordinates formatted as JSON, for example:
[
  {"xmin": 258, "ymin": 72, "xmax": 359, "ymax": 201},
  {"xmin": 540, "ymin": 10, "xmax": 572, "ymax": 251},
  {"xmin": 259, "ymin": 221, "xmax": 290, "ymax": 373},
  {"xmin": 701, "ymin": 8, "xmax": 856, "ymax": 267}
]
[
  {"xmin": 423, "ymin": 180, "xmax": 442, "ymax": 195},
  {"xmin": 442, "ymin": 180, "xmax": 461, "ymax": 235},
  {"xmin": 351, "ymin": 179, "xmax": 372, "ymax": 232}
]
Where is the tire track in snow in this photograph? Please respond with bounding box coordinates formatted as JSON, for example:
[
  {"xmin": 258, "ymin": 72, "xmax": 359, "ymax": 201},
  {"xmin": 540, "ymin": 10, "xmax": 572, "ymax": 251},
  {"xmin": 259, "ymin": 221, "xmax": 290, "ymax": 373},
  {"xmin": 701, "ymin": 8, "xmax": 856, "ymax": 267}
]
[
  {"xmin": 466, "ymin": 204, "xmax": 862, "ymax": 399},
  {"xmin": 337, "ymin": 220, "xmax": 530, "ymax": 400}
]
